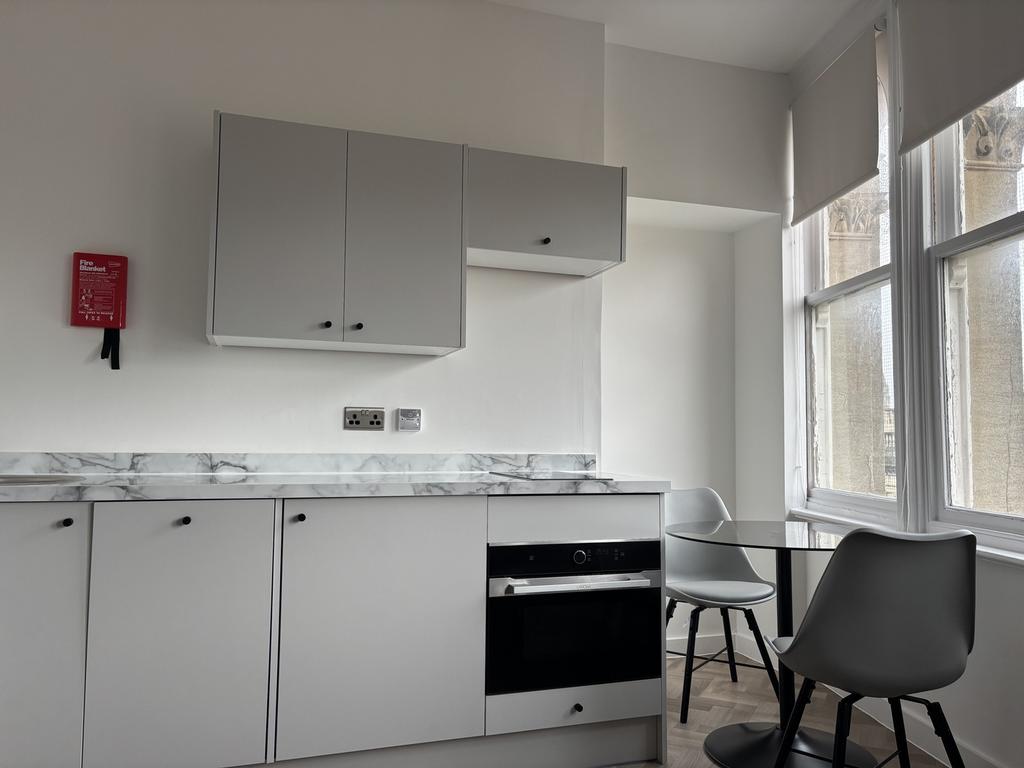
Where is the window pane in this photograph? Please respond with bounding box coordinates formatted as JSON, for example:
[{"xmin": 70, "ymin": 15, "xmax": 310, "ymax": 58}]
[
  {"xmin": 812, "ymin": 282, "xmax": 896, "ymax": 497},
  {"xmin": 957, "ymin": 79, "xmax": 1024, "ymax": 233},
  {"xmin": 943, "ymin": 231, "xmax": 1024, "ymax": 516},
  {"xmin": 821, "ymin": 85, "xmax": 890, "ymax": 287}
]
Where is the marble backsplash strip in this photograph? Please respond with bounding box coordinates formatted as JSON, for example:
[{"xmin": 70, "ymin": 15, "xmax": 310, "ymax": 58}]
[{"xmin": 0, "ymin": 452, "xmax": 596, "ymax": 476}]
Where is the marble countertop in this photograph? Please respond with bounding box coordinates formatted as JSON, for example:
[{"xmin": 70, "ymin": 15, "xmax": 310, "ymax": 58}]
[{"xmin": 0, "ymin": 470, "xmax": 669, "ymax": 503}]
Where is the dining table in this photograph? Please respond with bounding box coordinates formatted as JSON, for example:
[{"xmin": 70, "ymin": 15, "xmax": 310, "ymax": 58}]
[{"xmin": 664, "ymin": 519, "xmax": 876, "ymax": 768}]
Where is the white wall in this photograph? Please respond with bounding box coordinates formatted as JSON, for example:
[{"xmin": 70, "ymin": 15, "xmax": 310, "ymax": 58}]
[
  {"xmin": 601, "ymin": 224, "xmax": 736, "ymax": 499},
  {"xmin": 601, "ymin": 220, "xmax": 736, "ymax": 643},
  {"xmin": 605, "ymin": 43, "xmax": 790, "ymax": 214},
  {"xmin": 732, "ymin": 215, "xmax": 788, "ymax": 643},
  {"xmin": 0, "ymin": 0, "xmax": 604, "ymax": 452}
]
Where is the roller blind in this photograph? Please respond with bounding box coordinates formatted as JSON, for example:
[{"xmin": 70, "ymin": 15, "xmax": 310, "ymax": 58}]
[
  {"xmin": 792, "ymin": 30, "xmax": 879, "ymax": 225},
  {"xmin": 897, "ymin": 0, "xmax": 1024, "ymax": 154}
]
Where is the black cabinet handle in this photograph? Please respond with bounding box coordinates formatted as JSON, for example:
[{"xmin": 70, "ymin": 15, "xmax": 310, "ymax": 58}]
[
  {"xmin": 572, "ymin": 703, "xmax": 583, "ymax": 713},
  {"xmin": 353, "ymin": 322, "xmax": 364, "ymax": 330},
  {"xmin": 541, "ymin": 236, "xmax": 552, "ymax": 245},
  {"xmin": 294, "ymin": 513, "xmax": 307, "ymax": 523},
  {"xmin": 180, "ymin": 516, "xmax": 192, "ymax": 526},
  {"xmin": 321, "ymin": 321, "xmax": 333, "ymax": 329},
  {"xmin": 61, "ymin": 518, "xmax": 74, "ymax": 528}
]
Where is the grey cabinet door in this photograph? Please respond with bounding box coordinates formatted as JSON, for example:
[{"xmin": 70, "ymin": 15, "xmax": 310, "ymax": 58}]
[
  {"xmin": 343, "ymin": 132, "xmax": 465, "ymax": 348},
  {"xmin": 214, "ymin": 113, "xmax": 347, "ymax": 341},
  {"xmin": 83, "ymin": 500, "xmax": 275, "ymax": 768},
  {"xmin": 276, "ymin": 497, "xmax": 486, "ymax": 760},
  {"xmin": 0, "ymin": 504, "xmax": 89, "ymax": 768},
  {"xmin": 467, "ymin": 148, "xmax": 624, "ymax": 263}
]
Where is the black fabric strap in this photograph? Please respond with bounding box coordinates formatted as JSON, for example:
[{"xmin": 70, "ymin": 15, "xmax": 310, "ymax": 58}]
[{"xmin": 100, "ymin": 328, "xmax": 121, "ymax": 370}]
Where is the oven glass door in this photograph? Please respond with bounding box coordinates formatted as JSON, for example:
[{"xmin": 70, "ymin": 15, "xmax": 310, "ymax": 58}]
[{"xmin": 486, "ymin": 585, "xmax": 662, "ymax": 695}]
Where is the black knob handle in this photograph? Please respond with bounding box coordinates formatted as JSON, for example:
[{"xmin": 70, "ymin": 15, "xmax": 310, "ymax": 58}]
[
  {"xmin": 572, "ymin": 703, "xmax": 583, "ymax": 713},
  {"xmin": 294, "ymin": 513, "xmax": 307, "ymax": 523},
  {"xmin": 353, "ymin": 322, "xmax": 364, "ymax": 330},
  {"xmin": 61, "ymin": 517, "xmax": 74, "ymax": 528},
  {"xmin": 541, "ymin": 236, "xmax": 552, "ymax": 245},
  {"xmin": 321, "ymin": 320, "xmax": 333, "ymax": 329},
  {"xmin": 180, "ymin": 516, "xmax": 192, "ymax": 526}
]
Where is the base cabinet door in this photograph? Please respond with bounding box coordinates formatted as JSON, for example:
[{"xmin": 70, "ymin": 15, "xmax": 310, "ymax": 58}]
[
  {"xmin": 83, "ymin": 500, "xmax": 275, "ymax": 768},
  {"xmin": 276, "ymin": 496, "xmax": 486, "ymax": 760},
  {"xmin": 0, "ymin": 503, "xmax": 90, "ymax": 768}
]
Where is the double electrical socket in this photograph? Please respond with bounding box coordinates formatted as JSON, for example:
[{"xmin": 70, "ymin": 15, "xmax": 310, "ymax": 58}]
[
  {"xmin": 343, "ymin": 407, "xmax": 421, "ymax": 432},
  {"xmin": 344, "ymin": 407, "xmax": 385, "ymax": 431}
]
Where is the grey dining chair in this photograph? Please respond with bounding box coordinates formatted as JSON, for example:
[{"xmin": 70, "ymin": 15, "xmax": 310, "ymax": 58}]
[
  {"xmin": 665, "ymin": 488, "xmax": 779, "ymax": 724},
  {"xmin": 770, "ymin": 528, "xmax": 976, "ymax": 768}
]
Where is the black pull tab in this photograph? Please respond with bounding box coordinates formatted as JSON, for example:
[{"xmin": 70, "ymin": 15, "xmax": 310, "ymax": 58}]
[{"xmin": 100, "ymin": 328, "xmax": 121, "ymax": 370}]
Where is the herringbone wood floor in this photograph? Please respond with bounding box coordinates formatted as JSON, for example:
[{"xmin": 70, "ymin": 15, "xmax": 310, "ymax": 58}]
[{"xmin": 622, "ymin": 653, "xmax": 945, "ymax": 768}]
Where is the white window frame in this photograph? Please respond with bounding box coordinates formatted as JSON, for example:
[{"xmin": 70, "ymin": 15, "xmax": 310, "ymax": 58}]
[
  {"xmin": 797, "ymin": 17, "xmax": 1024, "ymax": 559},
  {"xmin": 800, "ymin": 73, "xmax": 899, "ymax": 528}
]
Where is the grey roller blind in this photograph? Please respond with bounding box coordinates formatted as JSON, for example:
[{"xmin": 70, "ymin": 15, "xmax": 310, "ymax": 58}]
[
  {"xmin": 897, "ymin": 0, "xmax": 1024, "ymax": 154},
  {"xmin": 792, "ymin": 29, "xmax": 879, "ymax": 225}
]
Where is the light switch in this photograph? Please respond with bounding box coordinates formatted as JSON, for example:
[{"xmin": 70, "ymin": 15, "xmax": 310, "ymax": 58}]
[{"xmin": 396, "ymin": 408, "xmax": 422, "ymax": 432}]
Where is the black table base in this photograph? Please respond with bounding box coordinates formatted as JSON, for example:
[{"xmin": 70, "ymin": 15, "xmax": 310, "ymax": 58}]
[{"xmin": 703, "ymin": 722, "xmax": 877, "ymax": 768}]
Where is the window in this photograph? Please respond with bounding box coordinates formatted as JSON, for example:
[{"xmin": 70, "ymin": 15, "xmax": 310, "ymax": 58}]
[
  {"xmin": 805, "ymin": 82, "xmax": 895, "ymax": 509},
  {"xmin": 931, "ymin": 81, "xmax": 1024, "ymax": 522},
  {"xmin": 796, "ymin": 25, "xmax": 1024, "ymax": 552}
]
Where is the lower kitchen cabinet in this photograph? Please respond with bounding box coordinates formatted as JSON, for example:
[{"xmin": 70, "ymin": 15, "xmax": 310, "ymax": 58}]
[
  {"xmin": 83, "ymin": 500, "xmax": 275, "ymax": 768},
  {"xmin": 0, "ymin": 503, "xmax": 90, "ymax": 768},
  {"xmin": 276, "ymin": 496, "xmax": 487, "ymax": 760}
]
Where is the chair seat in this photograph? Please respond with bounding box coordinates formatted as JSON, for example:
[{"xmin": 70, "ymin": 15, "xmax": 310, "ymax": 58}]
[
  {"xmin": 667, "ymin": 579, "xmax": 775, "ymax": 607},
  {"xmin": 769, "ymin": 636, "xmax": 793, "ymax": 655}
]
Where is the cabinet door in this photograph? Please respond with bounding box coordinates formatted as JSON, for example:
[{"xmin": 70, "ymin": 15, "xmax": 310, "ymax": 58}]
[
  {"xmin": 276, "ymin": 497, "xmax": 485, "ymax": 760},
  {"xmin": 343, "ymin": 132, "xmax": 465, "ymax": 349},
  {"xmin": 0, "ymin": 504, "xmax": 89, "ymax": 768},
  {"xmin": 214, "ymin": 113, "xmax": 347, "ymax": 341},
  {"xmin": 467, "ymin": 148, "xmax": 624, "ymax": 264},
  {"xmin": 83, "ymin": 500, "xmax": 275, "ymax": 768}
]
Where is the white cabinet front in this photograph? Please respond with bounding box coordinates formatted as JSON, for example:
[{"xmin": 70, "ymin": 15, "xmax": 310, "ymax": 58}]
[
  {"xmin": 0, "ymin": 504, "xmax": 90, "ymax": 768},
  {"xmin": 83, "ymin": 500, "xmax": 275, "ymax": 768},
  {"xmin": 276, "ymin": 496, "xmax": 486, "ymax": 760}
]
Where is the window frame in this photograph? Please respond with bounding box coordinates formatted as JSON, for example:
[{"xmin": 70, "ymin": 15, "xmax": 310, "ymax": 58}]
[{"xmin": 796, "ymin": 20, "xmax": 1024, "ymax": 557}]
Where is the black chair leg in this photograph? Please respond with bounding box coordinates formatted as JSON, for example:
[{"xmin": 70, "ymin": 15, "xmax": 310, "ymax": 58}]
[
  {"xmin": 720, "ymin": 608, "xmax": 738, "ymax": 682},
  {"xmin": 680, "ymin": 605, "xmax": 704, "ymax": 724},
  {"xmin": 888, "ymin": 698, "xmax": 911, "ymax": 768},
  {"xmin": 773, "ymin": 677, "xmax": 815, "ymax": 768},
  {"xmin": 666, "ymin": 598, "xmax": 677, "ymax": 626},
  {"xmin": 832, "ymin": 694, "xmax": 861, "ymax": 768},
  {"xmin": 925, "ymin": 701, "xmax": 966, "ymax": 768},
  {"xmin": 743, "ymin": 608, "xmax": 780, "ymax": 699}
]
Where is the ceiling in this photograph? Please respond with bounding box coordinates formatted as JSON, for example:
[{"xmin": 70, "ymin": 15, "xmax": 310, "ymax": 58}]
[
  {"xmin": 627, "ymin": 197, "xmax": 776, "ymax": 233},
  {"xmin": 490, "ymin": 0, "xmax": 862, "ymax": 73}
]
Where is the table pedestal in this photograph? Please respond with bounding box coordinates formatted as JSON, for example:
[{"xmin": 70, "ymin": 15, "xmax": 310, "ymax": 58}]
[
  {"xmin": 701, "ymin": 550, "xmax": 875, "ymax": 768},
  {"xmin": 704, "ymin": 723, "xmax": 877, "ymax": 768}
]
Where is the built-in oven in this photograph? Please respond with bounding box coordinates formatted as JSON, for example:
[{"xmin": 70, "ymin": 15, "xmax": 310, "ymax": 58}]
[{"xmin": 485, "ymin": 540, "xmax": 663, "ymax": 696}]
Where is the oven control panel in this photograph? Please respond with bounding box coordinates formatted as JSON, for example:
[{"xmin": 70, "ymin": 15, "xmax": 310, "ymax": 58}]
[{"xmin": 488, "ymin": 540, "xmax": 661, "ymax": 577}]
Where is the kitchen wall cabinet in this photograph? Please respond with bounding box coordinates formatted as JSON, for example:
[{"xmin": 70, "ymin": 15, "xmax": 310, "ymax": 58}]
[
  {"xmin": 276, "ymin": 496, "xmax": 486, "ymax": 760},
  {"xmin": 343, "ymin": 132, "xmax": 466, "ymax": 350},
  {"xmin": 208, "ymin": 112, "xmax": 466, "ymax": 355},
  {"xmin": 83, "ymin": 500, "xmax": 275, "ymax": 768},
  {"xmin": 0, "ymin": 504, "xmax": 90, "ymax": 768},
  {"xmin": 210, "ymin": 113, "xmax": 348, "ymax": 345},
  {"xmin": 466, "ymin": 148, "xmax": 626, "ymax": 277}
]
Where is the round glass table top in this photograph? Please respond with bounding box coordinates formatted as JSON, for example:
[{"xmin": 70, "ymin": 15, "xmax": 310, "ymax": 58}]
[{"xmin": 665, "ymin": 520, "xmax": 844, "ymax": 551}]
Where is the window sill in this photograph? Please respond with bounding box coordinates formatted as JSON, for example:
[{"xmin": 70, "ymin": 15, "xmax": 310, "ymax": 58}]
[{"xmin": 789, "ymin": 507, "xmax": 1024, "ymax": 569}]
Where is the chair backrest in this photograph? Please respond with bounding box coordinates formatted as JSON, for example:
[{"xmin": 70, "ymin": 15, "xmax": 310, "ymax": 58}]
[
  {"xmin": 786, "ymin": 528, "xmax": 976, "ymax": 697},
  {"xmin": 665, "ymin": 488, "xmax": 767, "ymax": 586}
]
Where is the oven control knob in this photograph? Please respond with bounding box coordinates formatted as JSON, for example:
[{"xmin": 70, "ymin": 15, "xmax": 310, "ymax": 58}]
[{"xmin": 572, "ymin": 549, "xmax": 587, "ymax": 565}]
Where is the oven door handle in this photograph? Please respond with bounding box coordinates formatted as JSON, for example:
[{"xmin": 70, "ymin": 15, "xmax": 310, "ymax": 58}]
[{"xmin": 489, "ymin": 571, "xmax": 659, "ymax": 597}]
